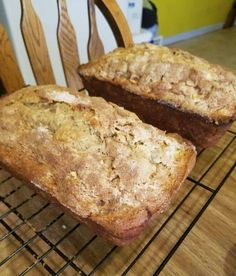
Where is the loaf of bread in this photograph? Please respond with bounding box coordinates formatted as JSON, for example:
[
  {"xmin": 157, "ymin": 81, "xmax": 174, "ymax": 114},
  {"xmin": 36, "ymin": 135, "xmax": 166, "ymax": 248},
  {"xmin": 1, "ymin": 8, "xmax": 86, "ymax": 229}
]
[
  {"xmin": 78, "ymin": 43, "xmax": 236, "ymax": 149},
  {"xmin": 0, "ymin": 85, "xmax": 196, "ymax": 245}
]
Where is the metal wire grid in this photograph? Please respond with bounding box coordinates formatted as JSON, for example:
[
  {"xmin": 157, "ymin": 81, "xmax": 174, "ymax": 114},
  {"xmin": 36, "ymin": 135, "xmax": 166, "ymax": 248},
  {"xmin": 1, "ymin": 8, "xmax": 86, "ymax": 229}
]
[{"xmin": 0, "ymin": 129, "xmax": 235, "ymax": 275}]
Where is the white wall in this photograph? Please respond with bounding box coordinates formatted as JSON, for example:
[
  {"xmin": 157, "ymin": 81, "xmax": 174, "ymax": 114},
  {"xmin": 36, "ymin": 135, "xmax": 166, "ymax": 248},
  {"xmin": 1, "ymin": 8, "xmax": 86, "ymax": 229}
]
[{"xmin": 0, "ymin": 0, "xmax": 129, "ymax": 86}]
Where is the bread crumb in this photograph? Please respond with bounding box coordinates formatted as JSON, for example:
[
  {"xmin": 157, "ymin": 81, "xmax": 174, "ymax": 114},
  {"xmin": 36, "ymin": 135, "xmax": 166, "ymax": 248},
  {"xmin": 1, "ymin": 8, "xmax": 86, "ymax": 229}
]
[{"xmin": 62, "ymin": 224, "xmax": 67, "ymax": 229}]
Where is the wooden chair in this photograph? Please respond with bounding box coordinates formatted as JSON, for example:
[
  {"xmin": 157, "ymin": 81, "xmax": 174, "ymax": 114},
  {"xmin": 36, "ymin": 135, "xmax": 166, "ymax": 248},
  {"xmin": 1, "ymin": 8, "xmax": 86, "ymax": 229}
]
[{"xmin": 0, "ymin": 0, "xmax": 133, "ymax": 94}]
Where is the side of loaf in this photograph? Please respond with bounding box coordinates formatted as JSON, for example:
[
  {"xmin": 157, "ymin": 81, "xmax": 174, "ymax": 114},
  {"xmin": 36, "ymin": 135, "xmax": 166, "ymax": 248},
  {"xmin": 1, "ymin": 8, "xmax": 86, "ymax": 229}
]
[
  {"xmin": 78, "ymin": 43, "xmax": 236, "ymax": 148},
  {"xmin": 0, "ymin": 85, "xmax": 196, "ymax": 245}
]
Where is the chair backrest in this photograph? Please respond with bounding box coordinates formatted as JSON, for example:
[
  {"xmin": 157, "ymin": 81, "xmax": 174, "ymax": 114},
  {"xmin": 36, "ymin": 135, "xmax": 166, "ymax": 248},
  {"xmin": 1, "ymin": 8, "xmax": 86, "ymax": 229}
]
[
  {"xmin": 0, "ymin": 24, "xmax": 25, "ymax": 93},
  {"xmin": 0, "ymin": 0, "xmax": 133, "ymax": 94}
]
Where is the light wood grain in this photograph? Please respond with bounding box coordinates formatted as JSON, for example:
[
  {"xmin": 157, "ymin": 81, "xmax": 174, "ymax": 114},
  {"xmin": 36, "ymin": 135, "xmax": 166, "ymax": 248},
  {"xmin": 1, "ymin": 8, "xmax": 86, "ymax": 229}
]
[
  {"xmin": 190, "ymin": 132, "xmax": 234, "ymax": 183},
  {"xmin": 161, "ymin": 169, "xmax": 236, "ymax": 276},
  {"xmin": 97, "ymin": 0, "xmax": 133, "ymax": 48},
  {"xmin": 3, "ymin": 0, "xmax": 133, "ymax": 91},
  {"xmin": 57, "ymin": 0, "xmax": 83, "ymax": 90},
  {"xmin": 230, "ymin": 121, "xmax": 236, "ymax": 132},
  {"xmin": 20, "ymin": 0, "xmax": 55, "ymax": 85},
  {"xmin": 0, "ymin": 24, "xmax": 25, "ymax": 94},
  {"xmin": 88, "ymin": 0, "xmax": 105, "ymax": 61},
  {"xmin": 202, "ymin": 138, "xmax": 236, "ymax": 188}
]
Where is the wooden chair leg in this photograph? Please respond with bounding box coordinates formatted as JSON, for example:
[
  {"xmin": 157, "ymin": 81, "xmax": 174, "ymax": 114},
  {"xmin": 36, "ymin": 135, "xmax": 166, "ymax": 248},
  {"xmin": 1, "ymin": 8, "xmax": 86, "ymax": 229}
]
[{"xmin": 223, "ymin": 1, "xmax": 236, "ymax": 29}]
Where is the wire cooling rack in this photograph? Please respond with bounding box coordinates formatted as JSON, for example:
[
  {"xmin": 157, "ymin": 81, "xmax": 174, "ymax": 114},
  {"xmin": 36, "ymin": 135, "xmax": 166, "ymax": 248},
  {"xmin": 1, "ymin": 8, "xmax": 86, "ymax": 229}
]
[{"xmin": 0, "ymin": 125, "xmax": 235, "ymax": 275}]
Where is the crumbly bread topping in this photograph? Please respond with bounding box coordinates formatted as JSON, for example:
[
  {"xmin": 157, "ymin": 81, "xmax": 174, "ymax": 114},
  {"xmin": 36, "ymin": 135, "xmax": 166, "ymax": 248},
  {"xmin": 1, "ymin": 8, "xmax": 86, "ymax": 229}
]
[
  {"xmin": 0, "ymin": 85, "xmax": 195, "ymax": 221},
  {"xmin": 78, "ymin": 43, "xmax": 236, "ymax": 123}
]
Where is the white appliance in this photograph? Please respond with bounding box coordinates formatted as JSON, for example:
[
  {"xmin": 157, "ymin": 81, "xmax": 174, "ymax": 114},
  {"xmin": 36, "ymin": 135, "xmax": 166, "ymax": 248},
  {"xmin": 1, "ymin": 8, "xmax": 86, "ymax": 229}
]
[
  {"xmin": 127, "ymin": 0, "xmax": 143, "ymax": 34},
  {"xmin": 0, "ymin": 0, "xmax": 150, "ymax": 86}
]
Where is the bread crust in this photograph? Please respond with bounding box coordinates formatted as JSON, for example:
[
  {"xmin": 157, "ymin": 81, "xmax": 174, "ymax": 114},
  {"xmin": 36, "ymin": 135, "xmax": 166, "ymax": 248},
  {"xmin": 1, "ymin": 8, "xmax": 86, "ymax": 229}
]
[
  {"xmin": 0, "ymin": 85, "xmax": 196, "ymax": 245},
  {"xmin": 80, "ymin": 77, "xmax": 232, "ymax": 149},
  {"xmin": 0, "ymin": 150, "xmax": 195, "ymax": 245},
  {"xmin": 78, "ymin": 43, "xmax": 236, "ymax": 148}
]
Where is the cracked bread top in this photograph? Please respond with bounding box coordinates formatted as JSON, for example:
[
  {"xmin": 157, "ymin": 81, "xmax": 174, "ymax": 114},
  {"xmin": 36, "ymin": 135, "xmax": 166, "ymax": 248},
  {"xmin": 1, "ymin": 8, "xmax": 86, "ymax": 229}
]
[
  {"xmin": 78, "ymin": 43, "xmax": 236, "ymax": 124},
  {"xmin": 0, "ymin": 85, "xmax": 196, "ymax": 236}
]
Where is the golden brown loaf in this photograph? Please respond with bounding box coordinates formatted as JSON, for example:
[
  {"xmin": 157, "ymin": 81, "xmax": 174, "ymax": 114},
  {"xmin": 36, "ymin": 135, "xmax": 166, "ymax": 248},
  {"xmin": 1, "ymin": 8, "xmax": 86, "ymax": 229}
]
[
  {"xmin": 78, "ymin": 43, "xmax": 236, "ymax": 124},
  {"xmin": 78, "ymin": 43, "xmax": 236, "ymax": 149},
  {"xmin": 0, "ymin": 85, "xmax": 196, "ymax": 245}
]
